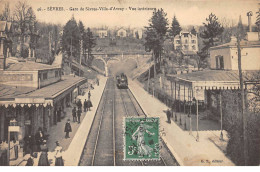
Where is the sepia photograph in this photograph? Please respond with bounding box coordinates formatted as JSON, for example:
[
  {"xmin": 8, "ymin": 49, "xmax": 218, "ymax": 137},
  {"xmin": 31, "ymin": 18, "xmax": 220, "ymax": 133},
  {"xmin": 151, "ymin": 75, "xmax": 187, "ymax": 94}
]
[{"xmin": 0, "ymin": 0, "xmax": 259, "ymax": 167}]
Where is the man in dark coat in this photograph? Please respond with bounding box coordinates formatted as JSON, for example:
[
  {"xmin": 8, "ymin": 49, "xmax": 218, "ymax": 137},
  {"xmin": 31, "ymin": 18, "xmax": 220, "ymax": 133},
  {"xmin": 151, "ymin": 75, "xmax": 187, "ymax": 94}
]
[
  {"xmin": 96, "ymin": 78, "xmax": 99, "ymax": 86},
  {"xmin": 77, "ymin": 108, "xmax": 81, "ymax": 124},
  {"xmin": 24, "ymin": 135, "xmax": 33, "ymax": 155},
  {"xmin": 88, "ymin": 91, "xmax": 91, "ymax": 100},
  {"xmin": 84, "ymin": 99, "xmax": 87, "ymax": 112},
  {"xmin": 64, "ymin": 119, "xmax": 72, "ymax": 138},
  {"xmin": 57, "ymin": 107, "xmax": 61, "ymax": 122},
  {"xmin": 166, "ymin": 109, "xmax": 171, "ymax": 123},
  {"xmin": 77, "ymin": 99, "xmax": 82, "ymax": 112},
  {"xmin": 72, "ymin": 107, "xmax": 77, "ymax": 122},
  {"xmin": 86, "ymin": 99, "xmax": 93, "ymax": 111},
  {"xmin": 35, "ymin": 128, "xmax": 44, "ymax": 152}
]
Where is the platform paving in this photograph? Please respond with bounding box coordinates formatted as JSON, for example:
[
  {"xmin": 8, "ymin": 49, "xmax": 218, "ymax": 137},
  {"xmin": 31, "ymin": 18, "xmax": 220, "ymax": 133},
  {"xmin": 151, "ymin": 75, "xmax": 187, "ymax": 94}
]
[
  {"xmin": 14, "ymin": 76, "xmax": 107, "ymax": 166},
  {"xmin": 128, "ymin": 79, "xmax": 234, "ymax": 166}
]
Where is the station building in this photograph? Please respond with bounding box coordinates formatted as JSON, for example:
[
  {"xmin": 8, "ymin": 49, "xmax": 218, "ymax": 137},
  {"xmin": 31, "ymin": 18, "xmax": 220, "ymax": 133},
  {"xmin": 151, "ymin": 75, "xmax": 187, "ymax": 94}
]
[
  {"xmin": 0, "ymin": 25, "xmax": 87, "ymax": 142},
  {"xmin": 166, "ymin": 31, "xmax": 260, "ymax": 129}
]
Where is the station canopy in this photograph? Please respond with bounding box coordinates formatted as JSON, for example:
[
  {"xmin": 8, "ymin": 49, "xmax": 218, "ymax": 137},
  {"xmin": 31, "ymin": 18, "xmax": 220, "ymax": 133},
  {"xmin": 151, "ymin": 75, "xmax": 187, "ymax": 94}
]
[{"xmin": 166, "ymin": 70, "xmax": 260, "ymax": 90}]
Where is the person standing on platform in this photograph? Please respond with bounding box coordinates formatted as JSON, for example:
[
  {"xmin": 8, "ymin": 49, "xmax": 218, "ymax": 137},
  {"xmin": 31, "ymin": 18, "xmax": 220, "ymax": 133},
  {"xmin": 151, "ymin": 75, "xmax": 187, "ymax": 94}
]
[
  {"xmin": 84, "ymin": 99, "xmax": 87, "ymax": 112},
  {"xmin": 54, "ymin": 141, "xmax": 64, "ymax": 166},
  {"xmin": 57, "ymin": 107, "xmax": 61, "ymax": 122},
  {"xmin": 38, "ymin": 140, "xmax": 49, "ymax": 166},
  {"xmin": 166, "ymin": 109, "xmax": 171, "ymax": 123},
  {"xmin": 35, "ymin": 128, "xmax": 44, "ymax": 152},
  {"xmin": 86, "ymin": 99, "xmax": 93, "ymax": 111},
  {"xmin": 64, "ymin": 119, "xmax": 72, "ymax": 138},
  {"xmin": 72, "ymin": 107, "xmax": 77, "ymax": 122},
  {"xmin": 90, "ymin": 84, "xmax": 94, "ymax": 90},
  {"xmin": 24, "ymin": 135, "xmax": 33, "ymax": 155},
  {"xmin": 13, "ymin": 139, "xmax": 19, "ymax": 160},
  {"xmin": 77, "ymin": 99, "xmax": 82, "ymax": 112},
  {"xmin": 77, "ymin": 108, "xmax": 81, "ymax": 123},
  {"xmin": 96, "ymin": 78, "xmax": 99, "ymax": 86},
  {"xmin": 88, "ymin": 91, "xmax": 91, "ymax": 100}
]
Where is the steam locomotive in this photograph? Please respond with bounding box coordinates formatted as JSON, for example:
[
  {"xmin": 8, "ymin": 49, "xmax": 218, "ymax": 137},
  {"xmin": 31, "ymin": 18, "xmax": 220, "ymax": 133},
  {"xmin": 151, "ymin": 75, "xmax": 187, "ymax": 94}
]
[{"xmin": 116, "ymin": 73, "xmax": 128, "ymax": 89}]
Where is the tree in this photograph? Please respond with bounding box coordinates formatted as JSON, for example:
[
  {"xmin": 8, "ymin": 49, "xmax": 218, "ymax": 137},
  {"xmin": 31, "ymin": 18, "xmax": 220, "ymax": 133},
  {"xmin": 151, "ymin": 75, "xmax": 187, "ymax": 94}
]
[
  {"xmin": 28, "ymin": 20, "xmax": 39, "ymax": 58},
  {"xmin": 84, "ymin": 27, "xmax": 96, "ymax": 65},
  {"xmin": 0, "ymin": 3, "xmax": 11, "ymax": 20},
  {"xmin": 200, "ymin": 13, "xmax": 224, "ymax": 53},
  {"xmin": 196, "ymin": 13, "xmax": 224, "ymax": 69},
  {"xmin": 190, "ymin": 27, "xmax": 197, "ymax": 35},
  {"xmin": 169, "ymin": 15, "xmax": 182, "ymax": 38},
  {"xmin": 62, "ymin": 16, "xmax": 81, "ymax": 62},
  {"xmin": 144, "ymin": 9, "xmax": 169, "ymax": 75},
  {"xmin": 52, "ymin": 25, "xmax": 60, "ymax": 55},
  {"xmin": 195, "ymin": 51, "xmax": 207, "ymax": 70},
  {"xmin": 219, "ymin": 17, "xmax": 236, "ymax": 43},
  {"xmin": 13, "ymin": 1, "xmax": 36, "ymax": 58}
]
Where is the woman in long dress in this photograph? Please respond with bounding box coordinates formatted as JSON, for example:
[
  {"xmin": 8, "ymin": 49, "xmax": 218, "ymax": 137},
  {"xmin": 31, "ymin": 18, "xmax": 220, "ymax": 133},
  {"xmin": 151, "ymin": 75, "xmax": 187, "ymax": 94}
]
[
  {"xmin": 38, "ymin": 140, "xmax": 49, "ymax": 166},
  {"xmin": 54, "ymin": 141, "xmax": 64, "ymax": 166}
]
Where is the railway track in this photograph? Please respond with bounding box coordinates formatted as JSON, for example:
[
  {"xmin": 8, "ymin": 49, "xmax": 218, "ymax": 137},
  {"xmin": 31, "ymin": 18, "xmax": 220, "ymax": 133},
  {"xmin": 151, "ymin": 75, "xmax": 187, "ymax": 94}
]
[
  {"xmin": 119, "ymin": 89, "xmax": 167, "ymax": 166},
  {"xmin": 79, "ymin": 77, "xmax": 178, "ymax": 166},
  {"xmin": 79, "ymin": 77, "xmax": 116, "ymax": 166}
]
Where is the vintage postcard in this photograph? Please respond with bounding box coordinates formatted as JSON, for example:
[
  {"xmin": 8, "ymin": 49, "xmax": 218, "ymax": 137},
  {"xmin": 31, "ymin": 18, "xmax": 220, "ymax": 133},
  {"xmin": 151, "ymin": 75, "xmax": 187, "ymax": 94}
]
[{"xmin": 0, "ymin": 0, "xmax": 259, "ymax": 167}]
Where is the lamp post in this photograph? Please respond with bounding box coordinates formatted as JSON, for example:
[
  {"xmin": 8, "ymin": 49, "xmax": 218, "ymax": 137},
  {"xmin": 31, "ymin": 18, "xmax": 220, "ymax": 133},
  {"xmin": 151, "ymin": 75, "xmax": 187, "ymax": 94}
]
[
  {"xmin": 175, "ymin": 82, "xmax": 177, "ymax": 122},
  {"xmin": 219, "ymin": 92, "xmax": 224, "ymax": 141},
  {"xmin": 152, "ymin": 81, "xmax": 155, "ymax": 97},
  {"xmin": 179, "ymin": 84, "xmax": 182, "ymax": 125},
  {"xmin": 184, "ymin": 100, "xmax": 187, "ymax": 130},
  {"xmin": 193, "ymin": 97, "xmax": 199, "ymax": 142},
  {"xmin": 189, "ymin": 99, "xmax": 192, "ymax": 135}
]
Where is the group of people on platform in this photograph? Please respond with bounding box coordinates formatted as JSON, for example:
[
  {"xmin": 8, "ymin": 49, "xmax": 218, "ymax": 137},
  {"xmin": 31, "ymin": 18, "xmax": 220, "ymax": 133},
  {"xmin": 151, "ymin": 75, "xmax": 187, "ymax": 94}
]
[
  {"xmin": 23, "ymin": 127, "xmax": 64, "ymax": 166},
  {"xmin": 0, "ymin": 139, "xmax": 19, "ymax": 165}
]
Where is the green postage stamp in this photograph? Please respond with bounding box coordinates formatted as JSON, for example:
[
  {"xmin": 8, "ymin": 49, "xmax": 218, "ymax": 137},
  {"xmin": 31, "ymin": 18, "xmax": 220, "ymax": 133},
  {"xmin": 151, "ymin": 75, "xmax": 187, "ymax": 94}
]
[{"xmin": 124, "ymin": 117, "xmax": 160, "ymax": 160}]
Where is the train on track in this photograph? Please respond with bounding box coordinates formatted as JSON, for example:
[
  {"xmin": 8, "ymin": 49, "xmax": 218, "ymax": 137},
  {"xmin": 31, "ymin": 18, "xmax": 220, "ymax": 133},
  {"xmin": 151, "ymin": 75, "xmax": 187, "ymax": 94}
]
[{"xmin": 116, "ymin": 73, "xmax": 128, "ymax": 89}]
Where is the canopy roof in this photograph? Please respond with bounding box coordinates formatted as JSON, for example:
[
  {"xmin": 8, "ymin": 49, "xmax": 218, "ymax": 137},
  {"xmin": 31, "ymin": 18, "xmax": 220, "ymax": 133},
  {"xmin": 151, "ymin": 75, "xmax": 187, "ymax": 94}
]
[
  {"xmin": 167, "ymin": 70, "xmax": 260, "ymax": 90},
  {"xmin": 0, "ymin": 75, "xmax": 87, "ymax": 107}
]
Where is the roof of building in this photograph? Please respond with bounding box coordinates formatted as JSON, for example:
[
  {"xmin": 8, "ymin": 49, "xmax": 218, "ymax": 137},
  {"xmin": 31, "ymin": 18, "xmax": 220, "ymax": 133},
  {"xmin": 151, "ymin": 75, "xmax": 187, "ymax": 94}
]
[
  {"xmin": 0, "ymin": 85, "xmax": 35, "ymax": 99},
  {"xmin": 167, "ymin": 70, "xmax": 260, "ymax": 89},
  {"xmin": 5, "ymin": 58, "xmax": 60, "ymax": 71},
  {"xmin": 174, "ymin": 31, "xmax": 197, "ymax": 39},
  {"xmin": 0, "ymin": 75, "xmax": 87, "ymax": 101},
  {"xmin": 20, "ymin": 75, "xmax": 86, "ymax": 98},
  {"xmin": 210, "ymin": 39, "xmax": 260, "ymax": 50},
  {"xmin": 117, "ymin": 28, "xmax": 127, "ymax": 32}
]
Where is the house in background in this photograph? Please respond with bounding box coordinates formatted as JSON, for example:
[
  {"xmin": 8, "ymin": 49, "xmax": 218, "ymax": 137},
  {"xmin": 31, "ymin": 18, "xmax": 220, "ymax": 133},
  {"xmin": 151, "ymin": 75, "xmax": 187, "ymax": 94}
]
[
  {"xmin": 174, "ymin": 31, "xmax": 198, "ymax": 56},
  {"xmin": 117, "ymin": 28, "xmax": 127, "ymax": 38},
  {"xmin": 97, "ymin": 29, "xmax": 108, "ymax": 38},
  {"xmin": 132, "ymin": 28, "xmax": 143, "ymax": 39}
]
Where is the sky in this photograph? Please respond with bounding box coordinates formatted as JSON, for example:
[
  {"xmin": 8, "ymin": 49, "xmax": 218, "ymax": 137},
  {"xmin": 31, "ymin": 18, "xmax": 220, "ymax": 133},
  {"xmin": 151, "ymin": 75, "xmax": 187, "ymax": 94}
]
[{"xmin": 1, "ymin": 0, "xmax": 259, "ymax": 28}]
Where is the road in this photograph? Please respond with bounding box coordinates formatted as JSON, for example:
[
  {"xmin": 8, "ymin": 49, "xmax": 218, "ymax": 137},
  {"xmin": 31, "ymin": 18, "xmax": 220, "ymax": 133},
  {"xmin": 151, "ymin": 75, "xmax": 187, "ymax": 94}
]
[{"xmin": 79, "ymin": 76, "xmax": 178, "ymax": 166}]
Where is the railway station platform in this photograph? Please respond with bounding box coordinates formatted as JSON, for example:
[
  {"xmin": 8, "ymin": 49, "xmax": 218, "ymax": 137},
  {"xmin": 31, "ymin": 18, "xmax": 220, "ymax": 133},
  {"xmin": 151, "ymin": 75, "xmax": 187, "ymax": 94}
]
[
  {"xmin": 128, "ymin": 79, "xmax": 234, "ymax": 166},
  {"xmin": 15, "ymin": 76, "xmax": 107, "ymax": 166}
]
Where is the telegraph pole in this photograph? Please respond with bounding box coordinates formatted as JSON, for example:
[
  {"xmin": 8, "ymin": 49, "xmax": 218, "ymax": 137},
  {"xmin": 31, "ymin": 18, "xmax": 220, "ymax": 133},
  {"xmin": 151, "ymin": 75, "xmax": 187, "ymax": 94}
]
[{"xmin": 237, "ymin": 15, "xmax": 248, "ymax": 165}]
